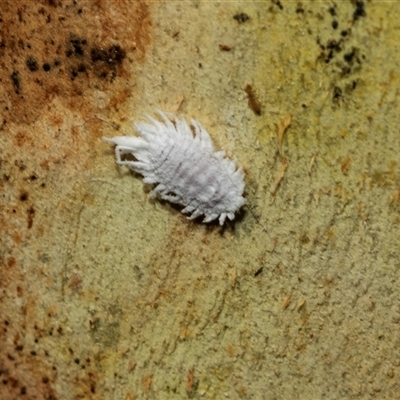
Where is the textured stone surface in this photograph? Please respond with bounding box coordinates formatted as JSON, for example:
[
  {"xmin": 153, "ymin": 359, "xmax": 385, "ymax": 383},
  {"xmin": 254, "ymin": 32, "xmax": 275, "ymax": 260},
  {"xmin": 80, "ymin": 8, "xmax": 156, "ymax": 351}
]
[{"xmin": 1, "ymin": 1, "xmax": 400, "ymax": 399}]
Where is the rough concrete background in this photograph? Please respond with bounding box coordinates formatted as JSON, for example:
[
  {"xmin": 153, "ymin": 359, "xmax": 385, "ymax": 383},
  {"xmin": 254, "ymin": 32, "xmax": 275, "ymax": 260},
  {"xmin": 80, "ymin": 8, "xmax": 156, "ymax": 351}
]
[{"xmin": 1, "ymin": 1, "xmax": 400, "ymax": 399}]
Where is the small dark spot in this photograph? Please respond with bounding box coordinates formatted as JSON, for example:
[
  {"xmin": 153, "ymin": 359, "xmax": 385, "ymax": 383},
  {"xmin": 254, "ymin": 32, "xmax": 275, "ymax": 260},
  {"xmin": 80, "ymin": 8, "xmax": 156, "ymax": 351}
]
[
  {"xmin": 42, "ymin": 376, "xmax": 49, "ymax": 384},
  {"xmin": 11, "ymin": 70, "xmax": 21, "ymax": 94},
  {"xmin": 42, "ymin": 63, "xmax": 51, "ymax": 72},
  {"xmin": 78, "ymin": 8, "xmax": 83, "ymax": 14},
  {"xmin": 219, "ymin": 44, "xmax": 231, "ymax": 51},
  {"xmin": 254, "ymin": 267, "xmax": 263, "ymax": 277},
  {"xmin": 341, "ymin": 29, "xmax": 349, "ymax": 37},
  {"xmin": 26, "ymin": 56, "xmax": 39, "ymax": 72},
  {"xmin": 233, "ymin": 12, "xmax": 249, "ymax": 23},
  {"xmin": 295, "ymin": 4, "xmax": 304, "ymax": 13},
  {"xmin": 54, "ymin": 59, "xmax": 60, "ymax": 67},
  {"xmin": 27, "ymin": 206, "xmax": 35, "ymax": 229},
  {"xmin": 353, "ymin": 0, "xmax": 366, "ymax": 21},
  {"xmin": 4, "ymin": 320, "xmax": 9, "ymax": 326},
  {"xmin": 272, "ymin": 0, "xmax": 283, "ymax": 10},
  {"xmin": 328, "ymin": 6, "xmax": 336, "ymax": 16},
  {"xmin": 90, "ymin": 383, "xmax": 96, "ymax": 393},
  {"xmin": 331, "ymin": 20, "xmax": 338, "ymax": 29},
  {"xmin": 20, "ymin": 386, "xmax": 27, "ymax": 395},
  {"xmin": 77, "ymin": 63, "xmax": 86, "ymax": 73},
  {"xmin": 70, "ymin": 37, "xmax": 85, "ymax": 56},
  {"xmin": 30, "ymin": 350, "xmax": 37, "ymax": 356},
  {"xmin": 333, "ymin": 86, "xmax": 342, "ymax": 101},
  {"xmin": 15, "ymin": 345, "xmax": 23, "ymax": 351},
  {"xmin": 29, "ymin": 174, "xmax": 37, "ymax": 181},
  {"xmin": 70, "ymin": 68, "xmax": 78, "ymax": 80},
  {"xmin": 98, "ymin": 71, "xmax": 107, "ymax": 79},
  {"xmin": 198, "ymin": 63, "xmax": 202, "ymax": 68},
  {"xmin": 74, "ymin": 358, "xmax": 80, "ymax": 364},
  {"xmin": 344, "ymin": 49, "xmax": 356, "ymax": 63},
  {"xmin": 19, "ymin": 192, "xmax": 28, "ymax": 201},
  {"xmin": 245, "ymin": 84, "xmax": 261, "ymax": 116}
]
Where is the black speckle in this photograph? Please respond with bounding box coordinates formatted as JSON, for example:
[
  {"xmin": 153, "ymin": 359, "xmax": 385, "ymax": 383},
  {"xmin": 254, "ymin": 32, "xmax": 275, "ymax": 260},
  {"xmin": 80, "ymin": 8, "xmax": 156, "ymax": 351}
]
[
  {"xmin": 341, "ymin": 29, "xmax": 349, "ymax": 37},
  {"xmin": 344, "ymin": 49, "xmax": 355, "ymax": 63},
  {"xmin": 70, "ymin": 37, "xmax": 86, "ymax": 56},
  {"xmin": 272, "ymin": 0, "xmax": 283, "ymax": 10},
  {"xmin": 328, "ymin": 6, "xmax": 336, "ymax": 16},
  {"xmin": 332, "ymin": 20, "xmax": 338, "ymax": 29},
  {"xmin": 20, "ymin": 387, "xmax": 27, "ymax": 395},
  {"xmin": 233, "ymin": 12, "xmax": 249, "ymax": 23},
  {"xmin": 254, "ymin": 267, "xmax": 263, "ymax": 277},
  {"xmin": 11, "ymin": 70, "xmax": 21, "ymax": 94},
  {"xmin": 26, "ymin": 56, "xmax": 39, "ymax": 72},
  {"xmin": 74, "ymin": 358, "xmax": 80, "ymax": 364},
  {"xmin": 19, "ymin": 192, "xmax": 28, "ymax": 201},
  {"xmin": 42, "ymin": 63, "xmax": 51, "ymax": 72},
  {"xmin": 353, "ymin": 1, "xmax": 366, "ymax": 21}
]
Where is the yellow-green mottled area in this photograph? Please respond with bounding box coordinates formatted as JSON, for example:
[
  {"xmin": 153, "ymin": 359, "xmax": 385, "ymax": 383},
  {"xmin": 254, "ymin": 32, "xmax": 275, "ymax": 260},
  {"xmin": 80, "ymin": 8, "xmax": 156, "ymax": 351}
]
[{"xmin": 1, "ymin": 1, "xmax": 400, "ymax": 399}]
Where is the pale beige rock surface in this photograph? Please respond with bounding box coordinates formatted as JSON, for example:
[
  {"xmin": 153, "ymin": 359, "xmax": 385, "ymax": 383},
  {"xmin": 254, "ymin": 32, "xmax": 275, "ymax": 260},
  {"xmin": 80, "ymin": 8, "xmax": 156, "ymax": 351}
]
[{"xmin": 1, "ymin": 1, "xmax": 400, "ymax": 399}]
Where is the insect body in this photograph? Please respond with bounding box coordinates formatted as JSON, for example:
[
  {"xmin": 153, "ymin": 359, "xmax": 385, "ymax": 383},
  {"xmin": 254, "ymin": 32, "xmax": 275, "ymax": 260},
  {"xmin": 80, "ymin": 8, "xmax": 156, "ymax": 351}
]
[{"xmin": 103, "ymin": 111, "xmax": 245, "ymax": 225}]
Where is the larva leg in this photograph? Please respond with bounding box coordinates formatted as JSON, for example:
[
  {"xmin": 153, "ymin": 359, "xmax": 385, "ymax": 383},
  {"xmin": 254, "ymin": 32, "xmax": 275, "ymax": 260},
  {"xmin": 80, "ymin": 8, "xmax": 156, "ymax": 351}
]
[{"xmin": 114, "ymin": 145, "xmax": 137, "ymax": 165}]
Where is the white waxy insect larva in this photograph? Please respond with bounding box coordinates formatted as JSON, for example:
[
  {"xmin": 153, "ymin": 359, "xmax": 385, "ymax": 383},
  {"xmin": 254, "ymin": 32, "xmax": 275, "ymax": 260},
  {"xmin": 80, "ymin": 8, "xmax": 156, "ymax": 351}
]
[{"xmin": 103, "ymin": 111, "xmax": 246, "ymax": 225}]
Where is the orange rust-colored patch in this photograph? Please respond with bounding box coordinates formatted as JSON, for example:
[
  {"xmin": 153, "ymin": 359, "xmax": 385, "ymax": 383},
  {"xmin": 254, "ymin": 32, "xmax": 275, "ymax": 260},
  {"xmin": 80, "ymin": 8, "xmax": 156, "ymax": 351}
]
[{"xmin": 7, "ymin": 257, "xmax": 17, "ymax": 268}]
